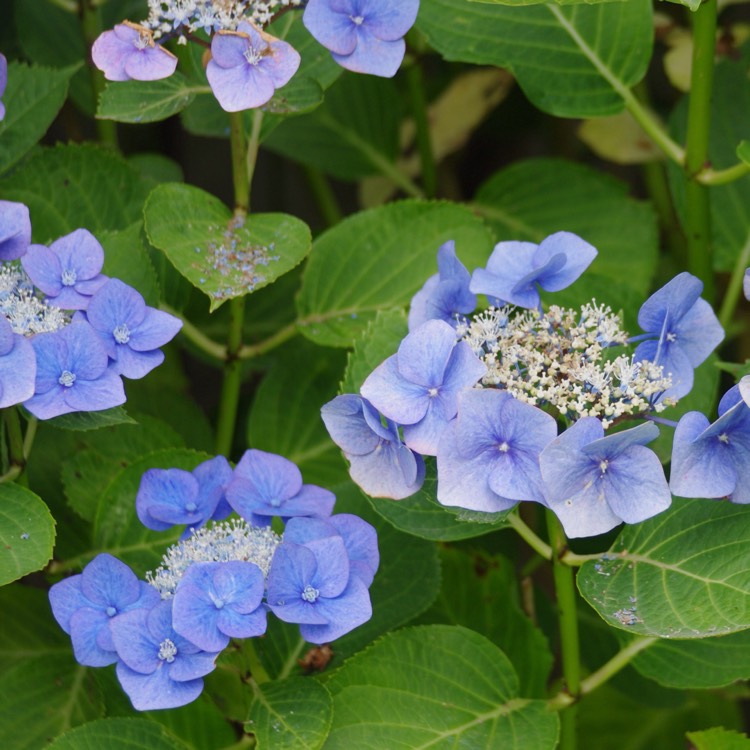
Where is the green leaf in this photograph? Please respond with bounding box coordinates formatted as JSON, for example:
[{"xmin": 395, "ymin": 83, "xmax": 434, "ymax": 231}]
[
  {"xmin": 0, "ymin": 586, "xmax": 68, "ymax": 674},
  {"xmin": 0, "ymin": 658, "xmax": 105, "ymax": 750},
  {"xmin": 417, "ymin": 548, "xmax": 553, "ymax": 697},
  {"xmin": 0, "ymin": 144, "xmax": 153, "ymax": 242},
  {"xmin": 367, "ymin": 472, "xmax": 512, "ymax": 541},
  {"xmin": 417, "ymin": 0, "xmax": 652, "ymax": 117},
  {"xmin": 628, "ymin": 629, "xmax": 750, "ymax": 690},
  {"xmin": 247, "ymin": 340, "xmax": 349, "ymax": 487},
  {"xmin": 340, "ymin": 309, "xmax": 408, "ymax": 394},
  {"xmin": 472, "ymin": 158, "xmax": 658, "ymax": 316},
  {"xmin": 687, "ymin": 728, "xmax": 750, "ymax": 750},
  {"xmin": 47, "ymin": 718, "xmax": 192, "ymax": 750},
  {"xmin": 99, "ymin": 223, "xmax": 162, "ymax": 307},
  {"xmin": 664, "ymin": 0, "xmax": 701, "ymax": 10},
  {"xmin": 263, "ymin": 73, "xmax": 403, "ymax": 181},
  {"xmin": 322, "ymin": 625, "xmax": 559, "ymax": 749},
  {"xmin": 577, "ymin": 683, "xmax": 741, "ymax": 750},
  {"xmin": 42, "ymin": 407, "xmax": 137, "ymax": 432},
  {"xmin": 98, "ymin": 73, "xmax": 206, "ymax": 124},
  {"xmin": 469, "ymin": 0, "xmax": 628, "ymax": 3},
  {"xmin": 14, "ymin": 0, "xmax": 93, "ymax": 113},
  {"xmin": 143, "ymin": 697, "xmax": 236, "ymax": 750},
  {"xmin": 92, "ymin": 449, "xmax": 212, "ymax": 571},
  {"xmin": 577, "ymin": 499, "xmax": 750, "ymax": 638},
  {"xmin": 0, "ymin": 484, "xmax": 55, "ymax": 585},
  {"xmin": 296, "ymin": 200, "xmax": 494, "ymax": 347},
  {"xmin": 247, "ymin": 678, "xmax": 333, "ymax": 750},
  {"xmin": 61, "ymin": 415, "xmax": 185, "ymax": 522},
  {"xmin": 669, "ymin": 44, "xmax": 750, "ymax": 272},
  {"xmin": 0, "ymin": 62, "xmax": 78, "ymax": 174},
  {"xmin": 736, "ymin": 140, "xmax": 750, "ymax": 166},
  {"xmin": 144, "ymin": 183, "xmax": 312, "ymax": 311}
]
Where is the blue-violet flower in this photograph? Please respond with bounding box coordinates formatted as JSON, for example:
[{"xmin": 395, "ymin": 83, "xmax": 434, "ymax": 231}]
[
  {"xmin": 0, "ymin": 200, "xmax": 30, "ymax": 261},
  {"xmin": 303, "ymin": 0, "xmax": 420, "ymax": 78},
  {"xmin": 0, "ymin": 314, "xmax": 36, "ymax": 408},
  {"xmin": 84, "ymin": 278, "xmax": 182, "ymax": 379},
  {"xmin": 408, "ymin": 240, "xmax": 477, "ymax": 331},
  {"xmin": 136, "ymin": 455, "xmax": 234, "ymax": 536},
  {"xmin": 171, "ymin": 561, "xmax": 267, "ymax": 652},
  {"xmin": 206, "ymin": 21, "xmax": 300, "ymax": 112},
  {"xmin": 633, "ymin": 272, "xmax": 724, "ymax": 400},
  {"xmin": 92, "ymin": 22, "xmax": 178, "ymax": 82},
  {"xmin": 321, "ymin": 394, "xmax": 425, "ymax": 499},
  {"xmin": 21, "ymin": 228, "xmax": 108, "ymax": 310},
  {"xmin": 670, "ymin": 385, "xmax": 750, "ymax": 504},
  {"xmin": 266, "ymin": 536, "xmax": 372, "ymax": 644},
  {"xmin": 436, "ymin": 388, "xmax": 557, "ymax": 513},
  {"xmin": 360, "ymin": 319, "xmax": 486, "ymax": 456},
  {"xmin": 111, "ymin": 599, "xmax": 219, "ymax": 711},
  {"xmin": 48, "ymin": 553, "xmax": 160, "ymax": 667},
  {"xmin": 226, "ymin": 448, "xmax": 335, "ymax": 525},
  {"xmin": 25, "ymin": 319, "xmax": 125, "ymax": 419},
  {"xmin": 540, "ymin": 420, "xmax": 671, "ymax": 538},
  {"xmin": 469, "ymin": 231, "xmax": 598, "ymax": 310}
]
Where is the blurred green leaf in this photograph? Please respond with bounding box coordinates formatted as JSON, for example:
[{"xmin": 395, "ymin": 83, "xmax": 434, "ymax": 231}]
[
  {"xmin": 0, "ymin": 144, "xmax": 153, "ymax": 241},
  {"xmin": 0, "ymin": 484, "xmax": 55, "ymax": 586},
  {"xmin": 0, "ymin": 62, "xmax": 78, "ymax": 175}
]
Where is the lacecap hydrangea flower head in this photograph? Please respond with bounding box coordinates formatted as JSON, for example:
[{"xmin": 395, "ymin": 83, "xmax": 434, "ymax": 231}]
[
  {"xmin": 92, "ymin": 1, "xmax": 421, "ymax": 113},
  {"xmin": 49, "ymin": 449, "xmax": 378, "ymax": 710},
  {"xmin": 0, "ymin": 200, "xmax": 182, "ymax": 420},
  {"xmin": 324, "ymin": 231, "xmax": 730, "ymax": 539}
]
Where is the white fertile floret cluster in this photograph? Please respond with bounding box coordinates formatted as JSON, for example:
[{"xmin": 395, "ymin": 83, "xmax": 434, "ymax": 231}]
[
  {"xmin": 146, "ymin": 519, "xmax": 282, "ymax": 597},
  {"xmin": 144, "ymin": 0, "xmax": 303, "ymax": 38},
  {"xmin": 0, "ymin": 265, "xmax": 68, "ymax": 336},
  {"xmin": 457, "ymin": 303, "xmax": 674, "ymax": 427}
]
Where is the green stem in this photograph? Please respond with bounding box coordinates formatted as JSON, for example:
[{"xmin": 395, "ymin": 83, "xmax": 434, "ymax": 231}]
[
  {"xmin": 548, "ymin": 636, "xmax": 658, "ymax": 711},
  {"xmin": 23, "ymin": 416, "xmax": 38, "ymax": 460},
  {"xmin": 560, "ymin": 551, "xmax": 608, "ymax": 567},
  {"xmin": 697, "ymin": 161, "xmax": 750, "ymax": 186},
  {"xmin": 3, "ymin": 408, "xmax": 25, "ymax": 477},
  {"xmin": 718, "ymin": 235, "xmax": 750, "ymax": 331},
  {"xmin": 214, "ymin": 111, "xmax": 256, "ymax": 457},
  {"xmin": 406, "ymin": 61, "xmax": 437, "ymax": 199},
  {"xmin": 80, "ymin": 0, "xmax": 118, "ymax": 147},
  {"xmin": 243, "ymin": 642, "xmax": 271, "ymax": 685},
  {"xmin": 277, "ymin": 637, "xmax": 306, "ymax": 680},
  {"xmin": 215, "ymin": 296, "xmax": 246, "ymax": 457},
  {"xmin": 547, "ymin": 509, "xmax": 581, "ymax": 750},
  {"xmin": 546, "ymin": 4, "xmax": 684, "ymax": 165},
  {"xmin": 238, "ymin": 321, "xmax": 299, "ymax": 360},
  {"xmin": 642, "ymin": 160, "xmax": 685, "ymax": 264},
  {"xmin": 161, "ymin": 304, "xmax": 226, "ymax": 361},
  {"xmin": 246, "ymin": 110, "xmax": 264, "ymax": 208},
  {"xmin": 229, "ymin": 112, "xmax": 250, "ymax": 214},
  {"xmin": 684, "ymin": 0, "xmax": 718, "ymax": 301},
  {"xmin": 507, "ymin": 511, "xmax": 553, "ymax": 561},
  {"xmin": 303, "ymin": 166, "xmax": 343, "ymax": 227}
]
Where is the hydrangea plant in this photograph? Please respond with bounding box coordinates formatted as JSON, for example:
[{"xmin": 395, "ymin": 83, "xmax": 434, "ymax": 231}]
[{"xmin": 4, "ymin": 0, "xmax": 750, "ymax": 748}]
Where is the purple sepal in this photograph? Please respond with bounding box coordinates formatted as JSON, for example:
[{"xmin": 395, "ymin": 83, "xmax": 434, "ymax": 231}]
[{"xmin": 0, "ymin": 200, "xmax": 31, "ymax": 260}]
